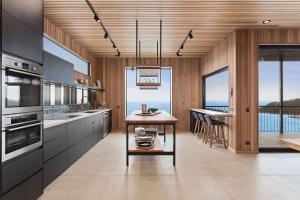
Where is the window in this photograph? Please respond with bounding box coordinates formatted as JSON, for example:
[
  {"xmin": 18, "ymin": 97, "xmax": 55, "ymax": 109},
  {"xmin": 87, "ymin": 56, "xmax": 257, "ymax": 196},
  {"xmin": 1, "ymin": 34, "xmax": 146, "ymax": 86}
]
[
  {"xmin": 203, "ymin": 67, "xmax": 229, "ymax": 112},
  {"xmin": 258, "ymin": 45, "xmax": 300, "ymax": 149},
  {"xmin": 125, "ymin": 67, "xmax": 172, "ymax": 116},
  {"xmin": 43, "ymin": 37, "xmax": 90, "ymax": 75}
]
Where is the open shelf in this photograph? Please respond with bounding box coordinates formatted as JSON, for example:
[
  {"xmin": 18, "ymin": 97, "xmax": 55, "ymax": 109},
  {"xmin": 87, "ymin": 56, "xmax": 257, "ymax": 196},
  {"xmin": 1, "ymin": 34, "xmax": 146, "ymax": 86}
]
[{"xmin": 128, "ymin": 135, "xmax": 169, "ymax": 153}]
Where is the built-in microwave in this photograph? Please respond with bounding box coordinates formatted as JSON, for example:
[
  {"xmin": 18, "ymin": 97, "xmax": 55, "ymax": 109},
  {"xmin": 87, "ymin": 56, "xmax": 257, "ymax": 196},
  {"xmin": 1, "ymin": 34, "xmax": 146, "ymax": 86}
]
[{"xmin": 2, "ymin": 53, "xmax": 43, "ymax": 114}]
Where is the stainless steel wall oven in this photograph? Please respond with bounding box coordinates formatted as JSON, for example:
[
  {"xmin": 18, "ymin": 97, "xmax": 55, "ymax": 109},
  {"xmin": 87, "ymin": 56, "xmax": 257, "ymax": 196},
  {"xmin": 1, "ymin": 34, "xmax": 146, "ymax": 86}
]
[
  {"xmin": 1, "ymin": 112, "xmax": 43, "ymax": 162},
  {"xmin": 2, "ymin": 53, "xmax": 43, "ymax": 114}
]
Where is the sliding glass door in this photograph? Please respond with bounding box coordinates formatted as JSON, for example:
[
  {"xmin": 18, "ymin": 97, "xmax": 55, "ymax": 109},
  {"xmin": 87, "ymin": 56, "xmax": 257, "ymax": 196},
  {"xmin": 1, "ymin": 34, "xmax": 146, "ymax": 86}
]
[{"xmin": 259, "ymin": 46, "xmax": 300, "ymax": 150}]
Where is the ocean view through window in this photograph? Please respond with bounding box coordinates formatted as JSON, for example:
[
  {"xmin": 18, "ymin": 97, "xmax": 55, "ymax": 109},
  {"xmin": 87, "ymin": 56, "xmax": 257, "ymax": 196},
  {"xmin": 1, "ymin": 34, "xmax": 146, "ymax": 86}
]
[
  {"xmin": 259, "ymin": 46, "xmax": 300, "ymax": 133},
  {"xmin": 203, "ymin": 67, "xmax": 229, "ymax": 112},
  {"xmin": 259, "ymin": 46, "xmax": 300, "ymax": 149},
  {"xmin": 125, "ymin": 67, "xmax": 172, "ymax": 116}
]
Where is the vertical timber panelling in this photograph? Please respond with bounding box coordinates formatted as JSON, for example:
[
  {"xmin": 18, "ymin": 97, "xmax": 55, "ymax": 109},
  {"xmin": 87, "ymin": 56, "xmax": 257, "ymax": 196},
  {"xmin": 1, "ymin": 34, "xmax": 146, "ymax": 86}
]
[
  {"xmin": 94, "ymin": 57, "xmax": 201, "ymax": 131},
  {"xmin": 202, "ymin": 29, "xmax": 300, "ymax": 153},
  {"xmin": 235, "ymin": 28, "xmax": 300, "ymax": 153},
  {"xmin": 201, "ymin": 32, "xmax": 237, "ymax": 151}
]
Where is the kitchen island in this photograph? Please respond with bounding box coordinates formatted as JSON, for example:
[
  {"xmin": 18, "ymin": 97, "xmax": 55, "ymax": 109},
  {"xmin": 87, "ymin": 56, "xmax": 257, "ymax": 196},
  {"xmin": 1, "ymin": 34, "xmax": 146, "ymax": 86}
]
[{"xmin": 124, "ymin": 110, "xmax": 178, "ymax": 166}]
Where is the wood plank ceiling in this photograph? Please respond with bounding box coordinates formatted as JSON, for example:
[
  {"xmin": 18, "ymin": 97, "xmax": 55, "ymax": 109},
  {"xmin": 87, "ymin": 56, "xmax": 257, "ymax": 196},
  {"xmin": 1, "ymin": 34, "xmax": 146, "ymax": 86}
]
[{"xmin": 44, "ymin": 0, "xmax": 300, "ymax": 57}]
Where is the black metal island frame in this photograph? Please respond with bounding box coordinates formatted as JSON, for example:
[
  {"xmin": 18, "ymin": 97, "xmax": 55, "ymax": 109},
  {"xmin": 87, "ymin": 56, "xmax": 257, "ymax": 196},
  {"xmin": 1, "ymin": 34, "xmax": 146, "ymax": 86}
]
[{"xmin": 124, "ymin": 110, "xmax": 178, "ymax": 166}]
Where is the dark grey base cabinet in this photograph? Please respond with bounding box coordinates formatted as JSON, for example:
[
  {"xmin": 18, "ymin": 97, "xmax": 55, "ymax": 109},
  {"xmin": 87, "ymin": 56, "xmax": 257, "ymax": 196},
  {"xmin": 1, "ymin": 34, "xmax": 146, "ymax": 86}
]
[
  {"xmin": 86, "ymin": 133, "xmax": 99, "ymax": 150},
  {"xmin": 43, "ymin": 112, "xmax": 105, "ymax": 188},
  {"xmin": 2, "ymin": 148, "xmax": 43, "ymax": 194},
  {"xmin": 43, "ymin": 151, "xmax": 68, "ymax": 187},
  {"xmin": 1, "ymin": 148, "xmax": 43, "ymax": 200},
  {"xmin": 68, "ymin": 119, "xmax": 87, "ymax": 147},
  {"xmin": 2, "ymin": 171, "xmax": 43, "ymax": 200}
]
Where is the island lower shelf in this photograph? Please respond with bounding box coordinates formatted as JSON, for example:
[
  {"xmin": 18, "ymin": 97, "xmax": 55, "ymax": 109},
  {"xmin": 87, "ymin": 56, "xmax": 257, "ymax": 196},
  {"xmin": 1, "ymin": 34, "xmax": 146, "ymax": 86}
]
[
  {"xmin": 125, "ymin": 110, "xmax": 178, "ymax": 166},
  {"xmin": 128, "ymin": 135, "xmax": 172, "ymax": 153}
]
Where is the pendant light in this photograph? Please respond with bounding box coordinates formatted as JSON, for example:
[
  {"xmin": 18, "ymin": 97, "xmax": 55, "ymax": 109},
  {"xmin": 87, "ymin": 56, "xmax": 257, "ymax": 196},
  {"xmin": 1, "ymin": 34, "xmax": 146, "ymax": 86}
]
[{"xmin": 136, "ymin": 20, "xmax": 162, "ymax": 89}]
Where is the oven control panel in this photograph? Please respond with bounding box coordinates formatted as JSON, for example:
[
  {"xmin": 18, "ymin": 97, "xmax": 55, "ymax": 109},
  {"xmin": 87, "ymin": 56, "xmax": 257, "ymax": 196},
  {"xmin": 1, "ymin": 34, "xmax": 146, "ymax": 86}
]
[{"xmin": 2, "ymin": 53, "xmax": 43, "ymax": 75}]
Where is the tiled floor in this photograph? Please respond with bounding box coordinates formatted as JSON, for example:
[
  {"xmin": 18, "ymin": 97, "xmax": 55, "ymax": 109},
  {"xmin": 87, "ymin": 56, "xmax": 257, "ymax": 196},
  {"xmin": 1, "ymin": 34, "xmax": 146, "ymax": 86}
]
[
  {"xmin": 39, "ymin": 132, "xmax": 300, "ymax": 200},
  {"xmin": 259, "ymin": 132, "xmax": 300, "ymax": 148}
]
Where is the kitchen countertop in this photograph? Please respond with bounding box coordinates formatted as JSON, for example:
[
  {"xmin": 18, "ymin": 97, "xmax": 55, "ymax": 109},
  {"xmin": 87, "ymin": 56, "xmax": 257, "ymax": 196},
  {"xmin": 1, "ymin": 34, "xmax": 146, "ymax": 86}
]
[{"xmin": 44, "ymin": 109, "xmax": 111, "ymax": 129}]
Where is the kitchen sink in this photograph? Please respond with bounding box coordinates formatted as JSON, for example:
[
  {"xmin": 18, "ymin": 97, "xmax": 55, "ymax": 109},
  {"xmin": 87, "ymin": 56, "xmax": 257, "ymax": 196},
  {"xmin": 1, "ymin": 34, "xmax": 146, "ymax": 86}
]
[
  {"xmin": 84, "ymin": 111, "xmax": 98, "ymax": 113},
  {"xmin": 66, "ymin": 114, "xmax": 81, "ymax": 119}
]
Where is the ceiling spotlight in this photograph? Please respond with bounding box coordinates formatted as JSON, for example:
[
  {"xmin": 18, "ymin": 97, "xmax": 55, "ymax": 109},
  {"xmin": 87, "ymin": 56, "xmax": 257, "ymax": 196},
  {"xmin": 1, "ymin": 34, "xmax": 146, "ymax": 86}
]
[
  {"xmin": 262, "ymin": 19, "xmax": 271, "ymax": 24},
  {"xmin": 188, "ymin": 30, "xmax": 193, "ymax": 39},
  {"xmin": 104, "ymin": 32, "xmax": 108, "ymax": 39},
  {"xmin": 177, "ymin": 52, "xmax": 182, "ymax": 57},
  {"xmin": 94, "ymin": 15, "xmax": 100, "ymax": 23},
  {"xmin": 113, "ymin": 44, "xmax": 117, "ymax": 49},
  {"xmin": 180, "ymin": 44, "xmax": 184, "ymax": 50}
]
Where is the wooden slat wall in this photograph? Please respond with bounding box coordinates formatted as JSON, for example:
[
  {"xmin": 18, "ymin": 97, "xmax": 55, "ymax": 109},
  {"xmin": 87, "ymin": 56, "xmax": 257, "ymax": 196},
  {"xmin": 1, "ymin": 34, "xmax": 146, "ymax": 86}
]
[
  {"xmin": 201, "ymin": 32, "xmax": 237, "ymax": 151},
  {"xmin": 95, "ymin": 57, "xmax": 201, "ymax": 131},
  {"xmin": 202, "ymin": 28, "xmax": 300, "ymax": 153},
  {"xmin": 44, "ymin": 18, "xmax": 96, "ymax": 83},
  {"xmin": 235, "ymin": 28, "xmax": 300, "ymax": 153}
]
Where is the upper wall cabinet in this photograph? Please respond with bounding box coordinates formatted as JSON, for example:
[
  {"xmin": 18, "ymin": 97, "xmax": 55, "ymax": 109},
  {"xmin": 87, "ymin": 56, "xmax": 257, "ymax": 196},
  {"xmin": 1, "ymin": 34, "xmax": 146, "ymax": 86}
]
[
  {"xmin": 43, "ymin": 51, "xmax": 75, "ymax": 85},
  {"xmin": 2, "ymin": 0, "xmax": 43, "ymax": 64}
]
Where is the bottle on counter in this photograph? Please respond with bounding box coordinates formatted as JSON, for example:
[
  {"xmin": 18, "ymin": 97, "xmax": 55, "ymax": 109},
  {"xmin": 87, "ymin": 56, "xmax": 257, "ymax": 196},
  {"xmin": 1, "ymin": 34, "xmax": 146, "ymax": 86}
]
[{"xmin": 141, "ymin": 104, "xmax": 147, "ymax": 113}]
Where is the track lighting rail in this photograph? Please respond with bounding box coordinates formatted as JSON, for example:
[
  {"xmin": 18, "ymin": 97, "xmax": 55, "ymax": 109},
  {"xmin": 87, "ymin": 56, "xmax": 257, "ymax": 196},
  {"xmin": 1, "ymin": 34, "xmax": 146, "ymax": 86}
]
[
  {"xmin": 85, "ymin": 0, "xmax": 120, "ymax": 56},
  {"xmin": 177, "ymin": 30, "xmax": 193, "ymax": 56}
]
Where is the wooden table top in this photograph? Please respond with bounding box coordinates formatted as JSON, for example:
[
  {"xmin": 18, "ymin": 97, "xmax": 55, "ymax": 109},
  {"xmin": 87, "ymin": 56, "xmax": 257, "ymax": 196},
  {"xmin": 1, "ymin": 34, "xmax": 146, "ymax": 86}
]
[
  {"xmin": 190, "ymin": 108, "xmax": 232, "ymax": 117},
  {"xmin": 125, "ymin": 110, "xmax": 178, "ymax": 124},
  {"xmin": 281, "ymin": 139, "xmax": 300, "ymax": 151}
]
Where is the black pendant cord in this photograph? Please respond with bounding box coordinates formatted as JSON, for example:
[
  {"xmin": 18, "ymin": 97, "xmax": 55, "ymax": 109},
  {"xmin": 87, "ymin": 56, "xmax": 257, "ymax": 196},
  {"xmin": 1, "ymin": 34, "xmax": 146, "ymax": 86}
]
[
  {"xmin": 85, "ymin": 0, "xmax": 120, "ymax": 56},
  {"xmin": 177, "ymin": 30, "xmax": 193, "ymax": 56},
  {"xmin": 160, "ymin": 20, "xmax": 162, "ymax": 67},
  {"xmin": 136, "ymin": 20, "xmax": 138, "ymax": 66},
  {"xmin": 139, "ymin": 40, "xmax": 141, "ymax": 64},
  {"xmin": 157, "ymin": 41, "xmax": 159, "ymax": 65}
]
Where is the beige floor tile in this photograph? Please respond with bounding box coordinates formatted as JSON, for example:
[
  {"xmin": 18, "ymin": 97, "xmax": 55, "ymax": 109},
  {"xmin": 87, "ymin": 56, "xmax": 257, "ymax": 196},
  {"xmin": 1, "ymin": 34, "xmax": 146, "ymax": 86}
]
[
  {"xmin": 100, "ymin": 176, "xmax": 165, "ymax": 200},
  {"xmin": 220, "ymin": 175, "xmax": 299, "ymax": 200},
  {"xmin": 162, "ymin": 176, "xmax": 233, "ymax": 200},
  {"xmin": 40, "ymin": 175, "xmax": 108, "ymax": 200},
  {"xmin": 39, "ymin": 132, "xmax": 300, "ymax": 200}
]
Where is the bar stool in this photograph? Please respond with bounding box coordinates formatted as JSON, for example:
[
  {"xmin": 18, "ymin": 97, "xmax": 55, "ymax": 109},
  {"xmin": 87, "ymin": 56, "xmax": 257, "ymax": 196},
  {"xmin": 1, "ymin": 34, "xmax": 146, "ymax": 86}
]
[
  {"xmin": 204, "ymin": 115, "xmax": 227, "ymax": 148},
  {"xmin": 192, "ymin": 112, "xmax": 201, "ymax": 134},
  {"xmin": 197, "ymin": 112, "xmax": 207, "ymax": 139}
]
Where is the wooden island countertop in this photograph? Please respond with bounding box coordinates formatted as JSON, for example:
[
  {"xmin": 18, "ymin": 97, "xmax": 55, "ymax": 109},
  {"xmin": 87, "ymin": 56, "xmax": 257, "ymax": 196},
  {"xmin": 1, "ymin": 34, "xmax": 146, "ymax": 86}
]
[{"xmin": 125, "ymin": 110, "xmax": 178, "ymax": 124}]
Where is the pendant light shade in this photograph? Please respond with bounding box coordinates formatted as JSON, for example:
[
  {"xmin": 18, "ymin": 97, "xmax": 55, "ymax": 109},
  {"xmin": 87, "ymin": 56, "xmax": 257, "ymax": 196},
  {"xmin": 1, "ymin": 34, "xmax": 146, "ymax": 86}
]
[
  {"xmin": 135, "ymin": 20, "xmax": 162, "ymax": 88},
  {"xmin": 136, "ymin": 66, "xmax": 161, "ymax": 87}
]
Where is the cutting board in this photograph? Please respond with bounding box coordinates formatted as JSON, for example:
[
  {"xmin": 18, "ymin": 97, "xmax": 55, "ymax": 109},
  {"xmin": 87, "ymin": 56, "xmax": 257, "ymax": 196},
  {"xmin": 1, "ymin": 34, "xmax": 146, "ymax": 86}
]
[{"xmin": 135, "ymin": 111, "xmax": 161, "ymax": 116}]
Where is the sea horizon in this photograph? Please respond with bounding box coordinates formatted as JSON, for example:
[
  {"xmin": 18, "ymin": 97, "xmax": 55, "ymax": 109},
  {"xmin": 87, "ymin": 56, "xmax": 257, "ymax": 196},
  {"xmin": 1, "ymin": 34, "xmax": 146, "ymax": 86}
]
[{"xmin": 127, "ymin": 100, "xmax": 300, "ymax": 133}]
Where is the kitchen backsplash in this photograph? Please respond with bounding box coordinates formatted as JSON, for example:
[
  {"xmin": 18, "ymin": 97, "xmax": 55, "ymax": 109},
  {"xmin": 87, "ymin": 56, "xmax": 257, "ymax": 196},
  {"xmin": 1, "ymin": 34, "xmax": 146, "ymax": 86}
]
[{"xmin": 44, "ymin": 104, "xmax": 91, "ymax": 120}]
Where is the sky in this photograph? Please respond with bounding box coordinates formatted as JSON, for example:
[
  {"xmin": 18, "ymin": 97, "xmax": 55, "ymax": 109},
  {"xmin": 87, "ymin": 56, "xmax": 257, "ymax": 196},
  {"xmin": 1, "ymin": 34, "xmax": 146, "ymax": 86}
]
[
  {"xmin": 126, "ymin": 68, "xmax": 171, "ymax": 103},
  {"xmin": 259, "ymin": 60, "xmax": 300, "ymax": 104},
  {"xmin": 205, "ymin": 70, "xmax": 229, "ymax": 105}
]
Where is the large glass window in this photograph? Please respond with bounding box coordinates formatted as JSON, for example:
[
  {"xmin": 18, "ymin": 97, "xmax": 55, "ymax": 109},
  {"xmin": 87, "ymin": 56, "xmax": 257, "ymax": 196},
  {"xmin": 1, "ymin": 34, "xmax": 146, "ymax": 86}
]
[
  {"xmin": 259, "ymin": 46, "xmax": 300, "ymax": 150},
  {"xmin": 259, "ymin": 57, "xmax": 281, "ymax": 132},
  {"xmin": 125, "ymin": 67, "xmax": 172, "ymax": 116},
  {"xmin": 43, "ymin": 37, "xmax": 90, "ymax": 75},
  {"xmin": 203, "ymin": 68, "xmax": 229, "ymax": 112}
]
